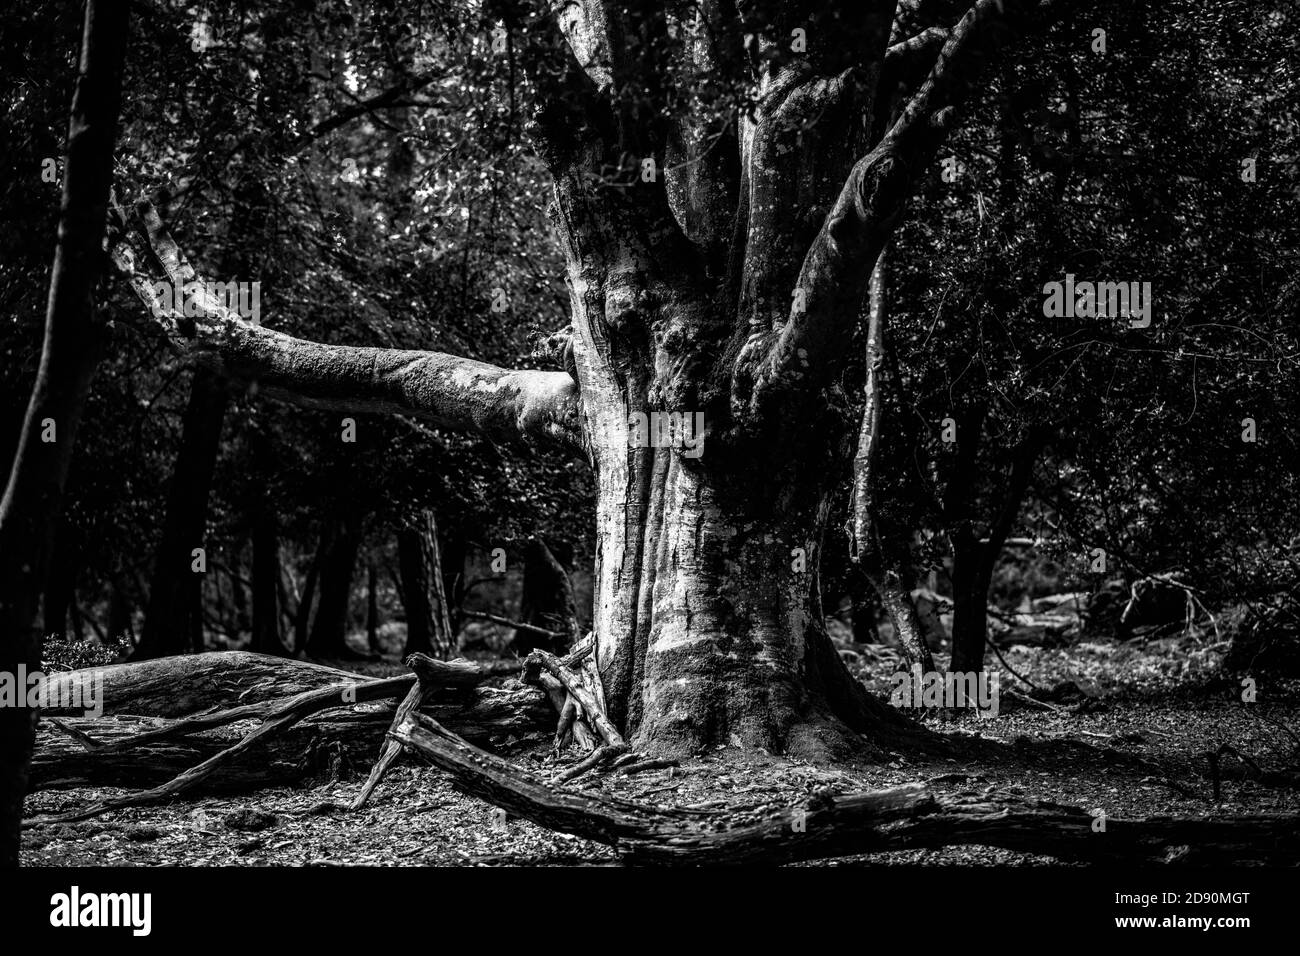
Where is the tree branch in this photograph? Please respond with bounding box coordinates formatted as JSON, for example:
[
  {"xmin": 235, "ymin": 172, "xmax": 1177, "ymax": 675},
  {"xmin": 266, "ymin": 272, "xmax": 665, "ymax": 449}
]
[
  {"xmin": 741, "ymin": 0, "xmax": 1048, "ymax": 417},
  {"xmin": 108, "ymin": 200, "xmax": 583, "ymax": 451},
  {"xmin": 885, "ymin": 25, "xmax": 952, "ymax": 73}
]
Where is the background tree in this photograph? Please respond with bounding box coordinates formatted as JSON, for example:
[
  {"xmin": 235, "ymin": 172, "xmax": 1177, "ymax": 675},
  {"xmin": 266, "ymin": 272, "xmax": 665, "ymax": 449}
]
[{"xmin": 0, "ymin": 0, "xmax": 130, "ymax": 869}]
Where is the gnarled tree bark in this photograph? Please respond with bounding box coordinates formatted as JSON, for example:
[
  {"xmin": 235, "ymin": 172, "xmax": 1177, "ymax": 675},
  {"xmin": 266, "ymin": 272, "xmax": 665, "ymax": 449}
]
[{"xmin": 106, "ymin": 0, "xmax": 1053, "ymax": 761}]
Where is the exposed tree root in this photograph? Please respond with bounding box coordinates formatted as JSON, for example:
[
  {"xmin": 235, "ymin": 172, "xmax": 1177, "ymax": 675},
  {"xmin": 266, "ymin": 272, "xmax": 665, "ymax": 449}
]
[
  {"xmin": 345, "ymin": 655, "xmax": 479, "ymax": 811},
  {"xmin": 524, "ymin": 646, "xmax": 625, "ymax": 753},
  {"xmin": 28, "ymin": 652, "xmax": 1300, "ymax": 866},
  {"xmin": 392, "ymin": 709, "xmax": 1300, "ymax": 866}
]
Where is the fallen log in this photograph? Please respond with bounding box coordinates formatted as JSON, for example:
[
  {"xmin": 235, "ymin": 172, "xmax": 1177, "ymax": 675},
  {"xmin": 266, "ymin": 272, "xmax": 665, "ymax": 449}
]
[
  {"xmin": 392, "ymin": 710, "xmax": 1300, "ymax": 866},
  {"xmin": 64, "ymin": 675, "xmax": 415, "ymax": 754},
  {"xmin": 27, "ymin": 652, "xmax": 553, "ymax": 800},
  {"xmin": 66, "ymin": 655, "xmax": 520, "ymax": 755},
  {"xmin": 41, "ymin": 651, "xmax": 363, "ymax": 717},
  {"xmin": 31, "ymin": 687, "xmax": 551, "ymax": 792}
]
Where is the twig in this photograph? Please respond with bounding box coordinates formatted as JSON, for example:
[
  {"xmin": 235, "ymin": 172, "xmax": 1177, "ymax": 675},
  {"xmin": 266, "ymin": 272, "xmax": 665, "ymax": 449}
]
[
  {"xmin": 554, "ymin": 742, "xmax": 628, "ymax": 783},
  {"xmin": 525, "ymin": 649, "xmax": 625, "ymax": 751},
  {"xmin": 621, "ymin": 758, "xmax": 679, "ymax": 776},
  {"xmin": 350, "ymin": 682, "xmax": 429, "ymax": 811},
  {"xmin": 988, "ymin": 639, "xmax": 1043, "ymax": 692},
  {"xmin": 461, "ymin": 610, "xmax": 563, "ymax": 640}
]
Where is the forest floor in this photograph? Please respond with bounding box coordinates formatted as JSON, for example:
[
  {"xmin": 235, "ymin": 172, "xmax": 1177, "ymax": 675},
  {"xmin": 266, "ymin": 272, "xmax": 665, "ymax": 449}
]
[{"xmin": 22, "ymin": 630, "xmax": 1300, "ymax": 866}]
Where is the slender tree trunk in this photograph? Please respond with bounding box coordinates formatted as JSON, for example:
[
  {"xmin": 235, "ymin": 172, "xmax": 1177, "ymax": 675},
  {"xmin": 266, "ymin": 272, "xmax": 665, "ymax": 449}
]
[
  {"xmin": 107, "ymin": 573, "xmax": 134, "ymax": 646},
  {"xmin": 943, "ymin": 405, "xmax": 986, "ymax": 673},
  {"xmin": 849, "ymin": 574, "xmax": 881, "ymax": 645},
  {"xmin": 132, "ymin": 369, "xmax": 228, "ymax": 660},
  {"xmin": 0, "ymin": 0, "xmax": 129, "ymax": 867},
  {"xmin": 366, "ymin": 562, "xmax": 380, "ymax": 656},
  {"xmin": 250, "ymin": 513, "xmax": 285, "ymax": 655},
  {"xmin": 512, "ymin": 537, "xmax": 579, "ymax": 655},
  {"xmin": 398, "ymin": 510, "xmax": 453, "ymax": 658},
  {"xmin": 227, "ymin": 551, "xmax": 250, "ymax": 637},
  {"xmin": 949, "ymin": 430, "xmax": 1042, "ymax": 673},
  {"xmin": 42, "ymin": 528, "xmax": 76, "ymax": 643},
  {"xmin": 874, "ymin": 559, "xmax": 938, "ymax": 673},
  {"xmin": 397, "ymin": 527, "xmax": 432, "ymax": 657},
  {"xmin": 294, "ymin": 529, "xmax": 330, "ymax": 655},
  {"xmin": 69, "ymin": 594, "xmax": 86, "ymax": 641},
  {"xmin": 305, "ymin": 515, "xmax": 362, "ymax": 659},
  {"xmin": 425, "ymin": 514, "xmax": 454, "ymax": 655},
  {"xmin": 192, "ymin": 574, "xmax": 208, "ymax": 652},
  {"xmin": 848, "ymin": 249, "xmax": 936, "ymax": 672},
  {"xmin": 948, "ymin": 533, "xmax": 984, "ymax": 672},
  {"xmin": 441, "ymin": 530, "xmax": 466, "ymax": 634},
  {"xmin": 851, "ymin": 252, "xmax": 889, "ymax": 561}
]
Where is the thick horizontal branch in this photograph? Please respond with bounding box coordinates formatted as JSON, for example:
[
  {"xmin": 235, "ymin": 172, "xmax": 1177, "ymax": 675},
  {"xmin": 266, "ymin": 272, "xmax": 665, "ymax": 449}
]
[{"xmin": 108, "ymin": 201, "xmax": 582, "ymax": 451}]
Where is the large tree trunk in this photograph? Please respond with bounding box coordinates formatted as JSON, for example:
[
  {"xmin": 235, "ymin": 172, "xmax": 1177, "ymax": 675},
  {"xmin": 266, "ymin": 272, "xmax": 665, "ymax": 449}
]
[
  {"xmin": 582, "ymin": 440, "xmax": 916, "ymax": 759},
  {"xmin": 104, "ymin": 0, "xmax": 1043, "ymax": 764},
  {"xmin": 132, "ymin": 368, "xmax": 228, "ymax": 660},
  {"xmin": 0, "ymin": 0, "xmax": 129, "ymax": 867}
]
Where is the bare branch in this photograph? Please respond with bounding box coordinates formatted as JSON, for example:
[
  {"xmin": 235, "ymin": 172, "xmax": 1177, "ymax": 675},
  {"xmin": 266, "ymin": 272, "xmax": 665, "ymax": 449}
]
[
  {"xmin": 885, "ymin": 25, "xmax": 952, "ymax": 71},
  {"xmin": 851, "ymin": 249, "xmax": 888, "ymax": 559},
  {"xmin": 740, "ymin": 0, "xmax": 1049, "ymax": 416}
]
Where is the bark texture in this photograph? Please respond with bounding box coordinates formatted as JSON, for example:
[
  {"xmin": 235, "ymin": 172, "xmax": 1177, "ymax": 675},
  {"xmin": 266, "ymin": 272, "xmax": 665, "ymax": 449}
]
[
  {"xmin": 106, "ymin": 0, "xmax": 1052, "ymax": 760},
  {"xmin": 397, "ymin": 510, "xmax": 455, "ymax": 658}
]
